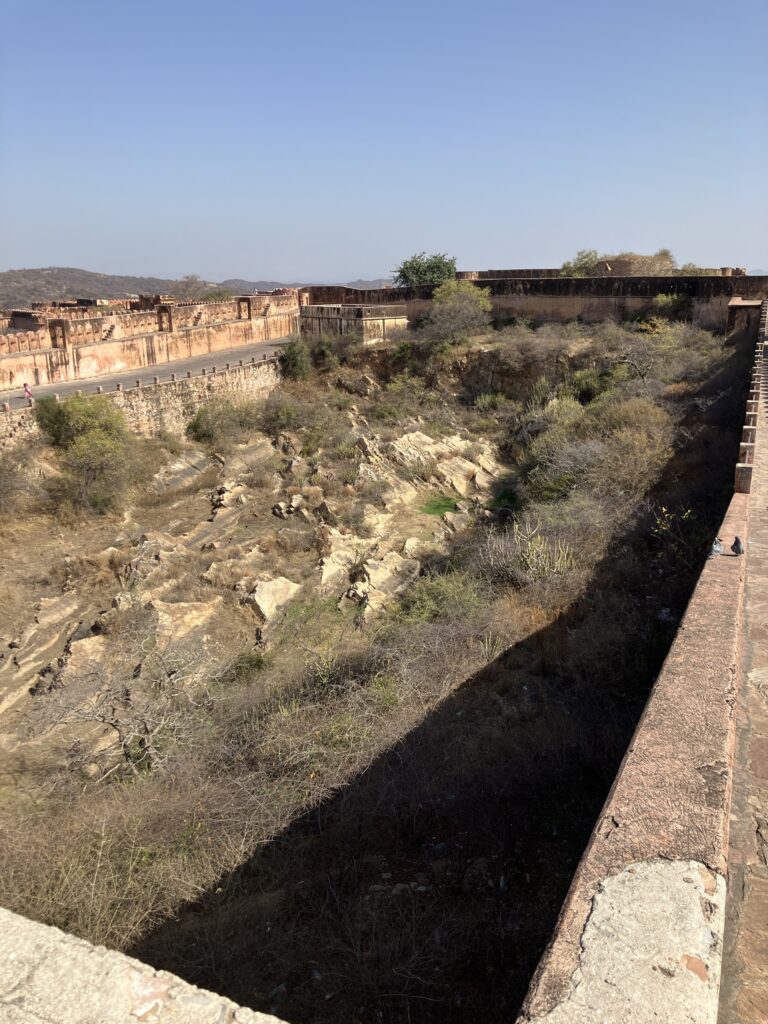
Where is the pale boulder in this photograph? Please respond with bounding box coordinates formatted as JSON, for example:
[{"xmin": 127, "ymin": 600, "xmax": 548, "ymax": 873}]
[{"xmin": 244, "ymin": 577, "xmax": 301, "ymax": 622}]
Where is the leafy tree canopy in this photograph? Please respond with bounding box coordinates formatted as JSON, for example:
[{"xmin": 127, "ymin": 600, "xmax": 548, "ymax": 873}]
[
  {"xmin": 561, "ymin": 248, "xmax": 679, "ymax": 278},
  {"xmin": 425, "ymin": 280, "xmax": 492, "ymax": 342},
  {"xmin": 393, "ymin": 252, "xmax": 457, "ymax": 287},
  {"xmin": 35, "ymin": 395, "xmax": 127, "ymax": 448}
]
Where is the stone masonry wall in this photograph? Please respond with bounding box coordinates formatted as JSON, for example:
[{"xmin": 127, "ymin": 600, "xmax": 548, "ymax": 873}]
[
  {"xmin": 0, "ymin": 906, "xmax": 286, "ymax": 1024},
  {"xmin": 0, "ymin": 359, "xmax": 281, "ymax": 447},
  {"xmin": 0, "ymin": 312, "xmax": 296, "ymax": 390},
  {"xmin": 299, "ymin": 304, "xmax": 409, "ymax": 343},
  {"xmin": 110, "ymin": 360, "xmax": 280, "ymax": 436},
  {"xmin": 305, "ymin": 276, "xmax": 768, "ymax": 332}
]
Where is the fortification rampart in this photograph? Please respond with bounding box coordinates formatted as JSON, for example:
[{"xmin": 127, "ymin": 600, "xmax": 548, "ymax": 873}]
[
  {"xmin": 304, "ymin": 275, "xmax": 768, "ymax": 331},
  {"xmin": 0, "ymin": 307, "xmax": 297, "ymax": 391},
  {"xmin": 2, "ymin": 279, "xmax": 764, "ymax": 392},
  {"xmin": 0, "ymin": 356, "xmax": 280, "ymax": 446},
  {"xmin": 457, "ymin": 266, "xmax": 743, "ymax": 280},
  {"xmin": 456, "ymin": 268, "xmax": 562, "ymax": 279},
  {"xmin": 299, "ymin": 303, "xmax": 408, "ymax": 343}
]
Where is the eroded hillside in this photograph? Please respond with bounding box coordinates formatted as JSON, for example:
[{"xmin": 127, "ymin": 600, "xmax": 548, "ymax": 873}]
[{"xmin": 0, "ymin": 318, "xmax": 749, "ymax": 1023}]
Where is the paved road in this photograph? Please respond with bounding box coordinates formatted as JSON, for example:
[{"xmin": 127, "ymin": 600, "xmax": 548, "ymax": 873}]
[{"xmin": 0, "ymin": 336, "xmax": 289, "ymax": 410}]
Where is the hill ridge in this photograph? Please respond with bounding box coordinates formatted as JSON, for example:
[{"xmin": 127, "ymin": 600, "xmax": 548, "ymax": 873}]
[{"xmin": 0, "ymin": 267, "xmax": 392, "ymax": 307}]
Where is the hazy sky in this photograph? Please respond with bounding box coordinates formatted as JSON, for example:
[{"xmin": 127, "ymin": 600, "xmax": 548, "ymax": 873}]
[{"xmin": 1, "ymin": 0, "xmax": 766, "ymax": 281}]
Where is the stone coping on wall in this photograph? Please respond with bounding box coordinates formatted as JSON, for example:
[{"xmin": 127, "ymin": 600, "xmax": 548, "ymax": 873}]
[{"xmin": 0, "ymin": 907, "xmax": 287, "ymax": 1024}]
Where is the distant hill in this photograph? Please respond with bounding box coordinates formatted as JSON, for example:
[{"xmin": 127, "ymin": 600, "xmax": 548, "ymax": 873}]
[
  {"xmin": 0, "ymin": 267, "xmax": 395, "ymax": 307},
  {"xmin": 343, "ymin": 278, "xmax": 392, "ymax": 290},
  {"xmin": 0, "ymin": 267, "xmax": 191, "ymax": 307},
  {"xmin": 219, "ymin": 278, "xmax": 298, "ymax": 294},
  {"xmin": 200, "ymin": 277, "xmax": 392, "ymax": 292}
]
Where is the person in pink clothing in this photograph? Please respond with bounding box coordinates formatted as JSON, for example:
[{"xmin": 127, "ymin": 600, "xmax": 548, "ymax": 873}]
[{"xmin": 22, "ymin": 382, "xmax": 32, "ymax": 400}]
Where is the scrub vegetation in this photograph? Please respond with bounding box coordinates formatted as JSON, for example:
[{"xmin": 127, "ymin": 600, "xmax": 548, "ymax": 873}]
[{"xmin": 0, "ymin": 310, "xmax": 748, "ymax": 1023}]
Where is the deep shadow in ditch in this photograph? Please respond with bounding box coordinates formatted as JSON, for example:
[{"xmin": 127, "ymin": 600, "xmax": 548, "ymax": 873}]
[{"xmin": 131, "ymin": 339, "xmax": 751, "ymax": 1024}]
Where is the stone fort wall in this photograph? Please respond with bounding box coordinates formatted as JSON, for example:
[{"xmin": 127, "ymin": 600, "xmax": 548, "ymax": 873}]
[
  {"xmin": 0, "ymin": 307, "xmax": 296, "ymax": 390},
  {"xmin": 304, "ymin": 275, "xmax": 768, "ymax": 332},
  {"xmin": 2, "ymin": 278, "xmax": 766, "ymax": 393},
  {"xmin": 0, "ymin": 358, "xmax": 280, "ymax": 446}
]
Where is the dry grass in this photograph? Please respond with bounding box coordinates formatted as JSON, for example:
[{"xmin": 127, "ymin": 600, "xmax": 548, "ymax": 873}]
[{"xmin": 0, "ymin": 317, "xmax": 749, "ymax": 1023}]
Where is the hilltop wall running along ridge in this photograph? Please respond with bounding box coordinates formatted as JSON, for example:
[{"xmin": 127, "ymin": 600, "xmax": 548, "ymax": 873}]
[{"xmin": 1, "ymin": 276, "xmax": 766, "ymax": 391}]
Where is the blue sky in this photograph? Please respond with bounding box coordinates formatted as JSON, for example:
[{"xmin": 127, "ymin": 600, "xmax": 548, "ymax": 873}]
[{"xmin": 1, "ymin": 0, "xmax": 766, "ymax": 281}]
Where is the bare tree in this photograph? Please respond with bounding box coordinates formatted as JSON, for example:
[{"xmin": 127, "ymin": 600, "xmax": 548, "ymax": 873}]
[
  {"xmin": 44, "ymin": 627, "xmax": 215, "ymax": 784},
  {"xmin": 173, "ymin": 274, "xmax": 206, "ymax": 302}
]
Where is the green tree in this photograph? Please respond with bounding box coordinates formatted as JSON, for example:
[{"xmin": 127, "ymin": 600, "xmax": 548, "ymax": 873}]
[
  {"xmin": 279, "ymin": 337, "xmax": 312, "ymax": 379},
  {"xmin": 392, "ymin": 252, "xmax": 456, "ymax": 287},
  {"xmin": 424, "ymin": 280, "xmax": 492, "ymax": 342},
  {"xmin": 63, "ymin": 430, "xmax": 130, "ymax": 510},
  {"xmin": 202, "ymin": 287, "xmax": 234, "ymax": 301},
  {"xmin": 560, "ymin": 249, "xmax": 600, "ymax": 277},
  {"xmin": 35, "ymin": 395, "xmax": 157, "ymax": 511},
  {"xmin": 36, "ymin": 395, "xmax": 127, "ymax": 448}
]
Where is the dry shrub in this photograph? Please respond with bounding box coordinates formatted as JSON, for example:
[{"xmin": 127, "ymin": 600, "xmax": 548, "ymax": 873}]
[
  {"xmin": 187, "ymin": 397, "xmax": 262, "ymax": 448},
  {"xmin": 0, "ymin": 778, "xmax": 246, "ymax": 949},
  {"xmin": 0, "ymin": 445, "xmax": 44, "ymax": 513},
  {"xmin": 0, "ymin": 311, "xmax": 741, "ymax": 1020}
]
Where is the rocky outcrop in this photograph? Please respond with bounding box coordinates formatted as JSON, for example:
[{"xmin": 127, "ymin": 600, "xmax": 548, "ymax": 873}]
[
  {"xmin": 345, "ymin": 551, "xmax": 420, "ymax": 617},
  {"xmin": 241, "ymin": 577, "xmax": 302, "ymax": 622}
]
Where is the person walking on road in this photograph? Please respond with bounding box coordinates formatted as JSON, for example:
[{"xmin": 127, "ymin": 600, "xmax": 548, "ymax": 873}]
[{"xmin": 22, "ymin": 382, "xmax": 32, "ymax": 401}]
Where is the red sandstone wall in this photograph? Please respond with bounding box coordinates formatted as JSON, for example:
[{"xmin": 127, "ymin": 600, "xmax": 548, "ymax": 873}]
[
  {"xmin": 0, "ymin": 311, "xmax": 297, "ymax": 389},
  {"xmin": 305, "ymin": 277, "xmax": 768, "ymax": 332},
  {"xmin": 456, "ymin": 269, "xmax": 562, "ymax": 279},
  {"xmin": 0, "ymin": 330, "xmax": 50, "ymax": 356}
]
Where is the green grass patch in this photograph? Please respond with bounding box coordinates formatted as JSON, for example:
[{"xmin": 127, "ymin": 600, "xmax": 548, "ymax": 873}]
[{"xmin": 420, "ymin": 493, "xmax": 458, "ymax": 516}]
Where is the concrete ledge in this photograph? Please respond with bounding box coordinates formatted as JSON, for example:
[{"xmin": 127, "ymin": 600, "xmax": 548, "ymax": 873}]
[
  {"xmin": 517, "ymin": 491, "xmax": 748, "ymax": 1023},
  {"xmin": 520, "ymin": 860, "xmax": 726, "ymax": 1024},
  {"xmin": 0, "ymin": 907, "xmax": 286, "ymax": 1023}
]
